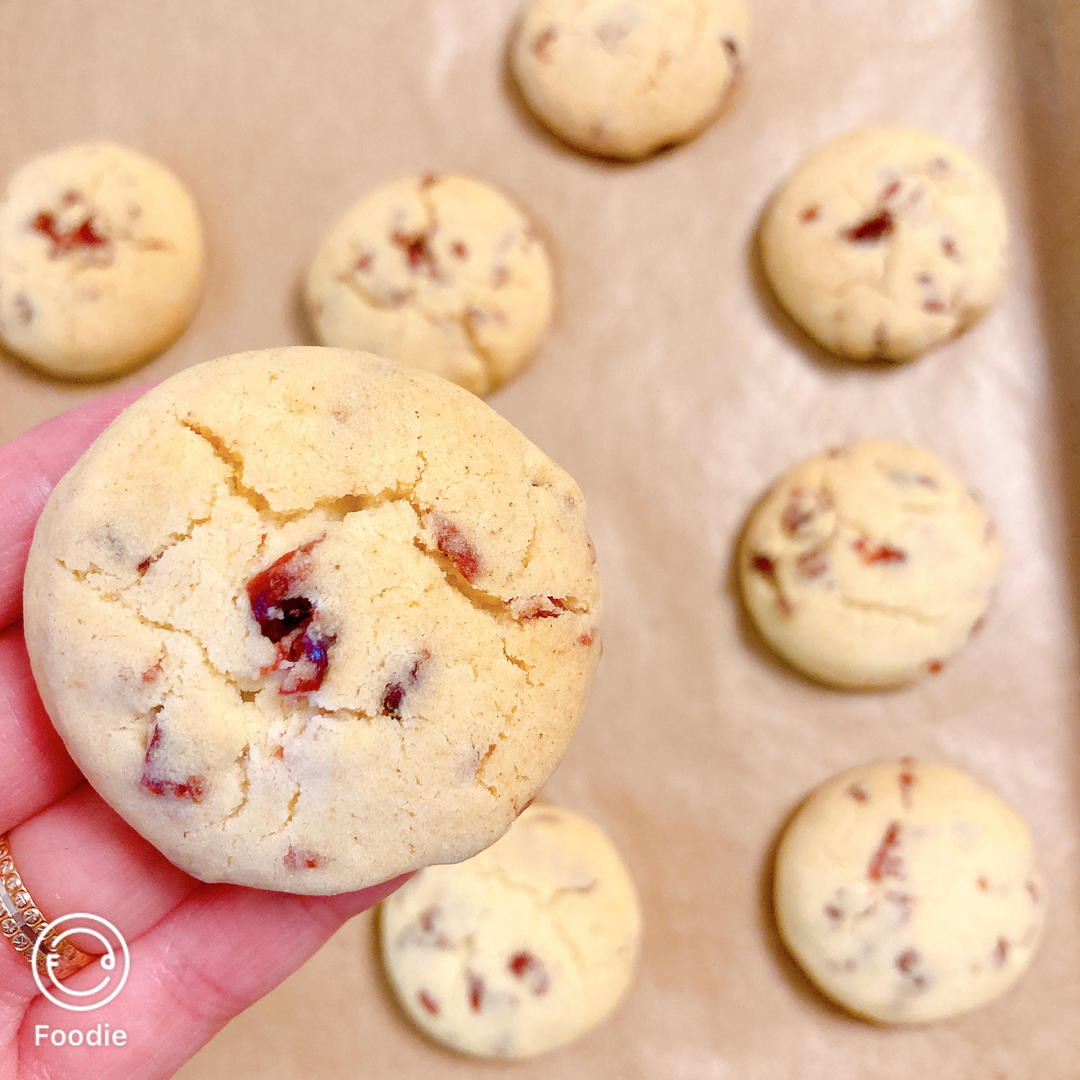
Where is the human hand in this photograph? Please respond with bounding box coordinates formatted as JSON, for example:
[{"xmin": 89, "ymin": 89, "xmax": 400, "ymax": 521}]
[{"xmin": 0, "ymin": 389, "xmax": 404, "ymax": 1080}]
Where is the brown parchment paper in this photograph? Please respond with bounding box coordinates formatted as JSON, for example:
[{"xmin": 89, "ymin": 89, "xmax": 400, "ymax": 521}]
[{"xmin": 1, "ymin": 0, "xmax": 1078, "ymax": 1076}]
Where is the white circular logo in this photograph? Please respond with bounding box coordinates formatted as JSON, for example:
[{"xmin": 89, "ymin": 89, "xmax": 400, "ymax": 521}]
[{"xmin": 31, "ymin": 913, "xmax": 130, "ymax": 1012}]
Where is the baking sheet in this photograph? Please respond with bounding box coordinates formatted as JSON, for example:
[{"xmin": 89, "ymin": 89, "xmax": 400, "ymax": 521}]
[{"xmin": 1, "ymin": 0, "xmax": 1077, "ymax": 1076}]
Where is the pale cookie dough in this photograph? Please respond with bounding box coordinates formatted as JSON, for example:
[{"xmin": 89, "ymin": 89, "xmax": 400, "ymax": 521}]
[
  {"xmin": 0, "ymin": 141, "xmax": 205, "ymax": 379},
  {"xmin": 739, "ymin": 440, "xmax": 1002, "ymax": 689},
  {"xmin": 380, "ymin": 803, "xmax": 642, "ymax": 1058},
  {"xmin": 23, "ymin": 348, "xmax": 601, "ymax": 894},
  {"xmin": 761, "ymin": 128, "xmax": 1008, "ymax": 360},
  {"xmin": 774, "ymin": 759, "xmax": 1045, "ymax": 1024},
  {"xmin": 305, "ymin": 174, "xmax": 554, "ymax": 397},
  {"xmin": 511, "ymin": 0, "xmax": 749, "ymax": 160}
]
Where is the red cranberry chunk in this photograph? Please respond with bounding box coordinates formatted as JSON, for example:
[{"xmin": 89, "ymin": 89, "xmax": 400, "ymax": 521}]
[
  {"xmin": 533, "ymin": 25, "xmax": 557, "ymax": 60},
  {"xmin": 993, "ymin": 937, "xmax": 1009, "ymax": 966},
  {"xmin": 898, "ymin": 769, "xmax": 916, "ymax": 808},
  {"xmin": 508, "ymin": 950, "xmax": 551, "ymax": 994},
  {"xmin": 751, "ymin": 553, "xmax": 776, "ymax": 577},
  {"xmin": 868, "ymin": 821, "xmax": 903, "ymax": 881},
  {"xmin": 842, "ymin": 209, "xmax": 894, "ymax": 243},
  {"xmin": 418, "ymin": 989, "xmax": 440, "ymax": 1015},
  {"xmin": 391, "ymin": 229, "xmax": 437, "ymax": 274},
  {"xmin": 431, "ymin": 514, "xmax": 481, "ymax": 582},
  {"xmin": 380, "ymin": 650, "xmax": 430, "ymax": 718},
  {"xmin": 141, "ymin": 724, "xmax": 205, "ymax": 802},
  {"xmin": 468, "ymin": 973, "xmax": 484, "ymax": 1012},
  {"xmin": 277, "ymin": 631, "xmax": 333, "ymax": 694},
  {"xmin": 247, "ymin": 544, "xmax": 317, "ymax": 640},
  {"xmin": 509, "ymin": 595, "xmax": 566, "ymax": 620},
  {"xmin": 895, "ymin": 948, "xmax": 928, "ymax": 989},
  {"xmin": 247, "ymin": 540, "xmax": 332, "ymax": 694},
  {"xmin": 853, "ymin": 537, "xmax": 906, "ymax": 564},
  {"xmin": 284, "ymin": 846, "xmax": 327, "ymax": 870},
  {"xmin": 32, "ymin": 209, "xmax": 108, "ymax": 256},
  {"xmin": 381, "ymin": 682, "xmax": 405, "ymax": 716}
]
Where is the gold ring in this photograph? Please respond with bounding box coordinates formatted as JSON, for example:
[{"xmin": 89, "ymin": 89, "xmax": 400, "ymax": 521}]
[{"xmin": 0, "ymin": 835, "xmax": 94, "ymax": 980}]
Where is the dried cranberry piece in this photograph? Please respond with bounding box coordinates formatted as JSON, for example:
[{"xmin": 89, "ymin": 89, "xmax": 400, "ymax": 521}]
[
  {"xmin": 508, "ymin": 951, "xmax": 551, "ymax": 995},
  {"xmin": 993, "ymin": 937, "xmax": 1009, "ymax": 966},
  {"xmin": 283, "ymin": 846, "xmax": 327, "ymax": 870},
  {"xmin": 868, "ymin": 822, "xmax": 903, "ymax": 881},
  {"xmin": 468, "ymin": 973, "xmax": 484, "ymax": 1012},
  {"xmin": 508, "ymin": 595, "xmax": 566, "ymax": 620},
  {"xmin": 898, "ymin": 768, "xmax": 916, "ymax": 808},
  {"xmin": 391, "ymin": 229, "xmax": 437, "ymax": 275},
  {"xmin": 532, "ymin": 25, "xmax": 557, "ymax": 60},
  {"xmin": 842, "ymin": 209, "xmax": 894, "ymax": 243},
  {"xmin": 895, "ymin": 948, "xmax": 928, "ymax": 989},
  {"xmin": 277, "ymin": 632, "xmax": 333, "ymax": 694},
  {"xmin": 32, "ymin": 209, "xmax": 108, "ymax": 256},
  {"xmin": 141, "ymin": 724, "xmax": 205, "ymax": 802},
  {"xmin": 247, "ymin": 539, "xmax": 333, "ymax": 694},
  {"xmin": 751, "ymin": 553, "xmax": 776, "ymax": 576},
  {"xmin": 381, "ymin": 650, "xmax": 430, "ymax": 718},
  {"xmin": 430, "ymin": 514, "xmax": 481, "ymax": 582},
  {"xmin": 418, "ymin": 989, "xmax": 440, "ymax": 1015},
  {"xmin": 853, "ymin": 537, "xmax": 906, "ymax": 564}
]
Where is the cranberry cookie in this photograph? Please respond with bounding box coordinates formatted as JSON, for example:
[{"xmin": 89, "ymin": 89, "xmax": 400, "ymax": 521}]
[
  {"xmin": 774, "ymin": 759, "xmax": 1045, "ymax": 1024},
  {"xmin": 739, "ymin": 440, "xmax": 1003, "ymax": 689},
  {"xmin": 761, "ymin": 129, "xmax": 1008, "ymax": 361},
  {"xmin": 305, "ymin": 174, "xmax": 554, "ymax": 397},
  {"xmin": 23, "ymin": 348, "xmax": 601, "ymax": 894},
  {"xmin": 380, "ymin": 803, "xmax": 642, "ymax": 1057},
  {"xmin": 511, "ymin": 0, "xmax": 749, "ymax": 160},
  {"xmin": 0, "ymin": 142, "xmax": 205, "ymax": 379}
]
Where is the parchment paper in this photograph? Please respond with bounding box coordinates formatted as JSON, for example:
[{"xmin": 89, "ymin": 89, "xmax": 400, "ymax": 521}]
[{"xmin": 1, "ymin": 1, "xmax": 1077, "ymax": 1077}]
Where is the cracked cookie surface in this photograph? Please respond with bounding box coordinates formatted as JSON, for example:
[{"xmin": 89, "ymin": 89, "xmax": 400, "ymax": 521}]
[
  {"xmin": 379, "ymin": 803, "xmax": 642, "ymax": 1058},
  {"xmin": 774, "ymin": 759, "xmax": 1045, "ymax": 1024},
  {"xmin": 305, "ymin": 174, "xmax": 554, "ymax": 397},
  {"xmin": 511, "ymin": 0, "xmax": 749, "ymax": 160},
  {"xmin": 0, "ymin": 142, "xmax": 205, "ymax": 379},
  {"xmin": 761, "ymin": 128, "xmax": 1008, "ymax": 361},
  {"xmin": 739, "ymin": 440, "xmax": 1003, "ymax": 689},
  {"xmin": 23, "ymin": 347, "xmax": 601, "ymax": 894}
]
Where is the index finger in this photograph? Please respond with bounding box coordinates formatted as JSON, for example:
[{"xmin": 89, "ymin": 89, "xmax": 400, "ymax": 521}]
[{"xmin": 0, "ymin": 387, "xmax": 146, "ymax": 632}]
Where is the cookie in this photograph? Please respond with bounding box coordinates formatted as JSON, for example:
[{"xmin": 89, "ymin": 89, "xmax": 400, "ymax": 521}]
[
  {"xmin": 305, "ymin": 174, "xmax": 554, "ymax": 397},
  {"xmin": 0, "ymin": 141, "xmax": 205, "ymax": 379},
  {"xmin": 760, "ymin": 128, "xmax": 1008, "ymax": 361},
  {"xmin": 774, "ymin": 759, "xmax": 1045, "ymax": 1024},
  {"xmin": 739, "ymin": 440, "xmax": 1002, "ymax": 689},
  {"xmin": 511, "ymin": 0, "xmax": 749, "ymax": 160},
  {"xmin": 23, "ymin": 347, "xmax": 601, "ymax": 894},
  {"xmin": 379, "ymin": 803, "xmax": 642, "ymax": 1058}
]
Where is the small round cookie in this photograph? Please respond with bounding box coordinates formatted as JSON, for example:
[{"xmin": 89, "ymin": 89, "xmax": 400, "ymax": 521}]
[
  {"xmin": 0, "ymin": 142, "xmax": 205, "ymax": 379},
  {"xmin": 380, "ymin": 803, "xmax": 642, "ymax": 1058},
  {"xmin": 774, "ymin": 759, "xmax": 1046, "ymax": 1024},
  {"xmin": 511, "ymin": 0, "xmax": 749, "ymax": 160},
  {"xmin": 23, "ymin": 348, "xmax": 601, "ymax": 894},
  {"xmin": 739, "ymin": 440, "xmax": 1002, "ymax": 689},
  {"xmin": 305, "ymin": 174, "xmax": 554, "ymax": 397},
  {"xmin": 761, "ymin": 129, "xmax": 1008, "ymax": 361}
]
